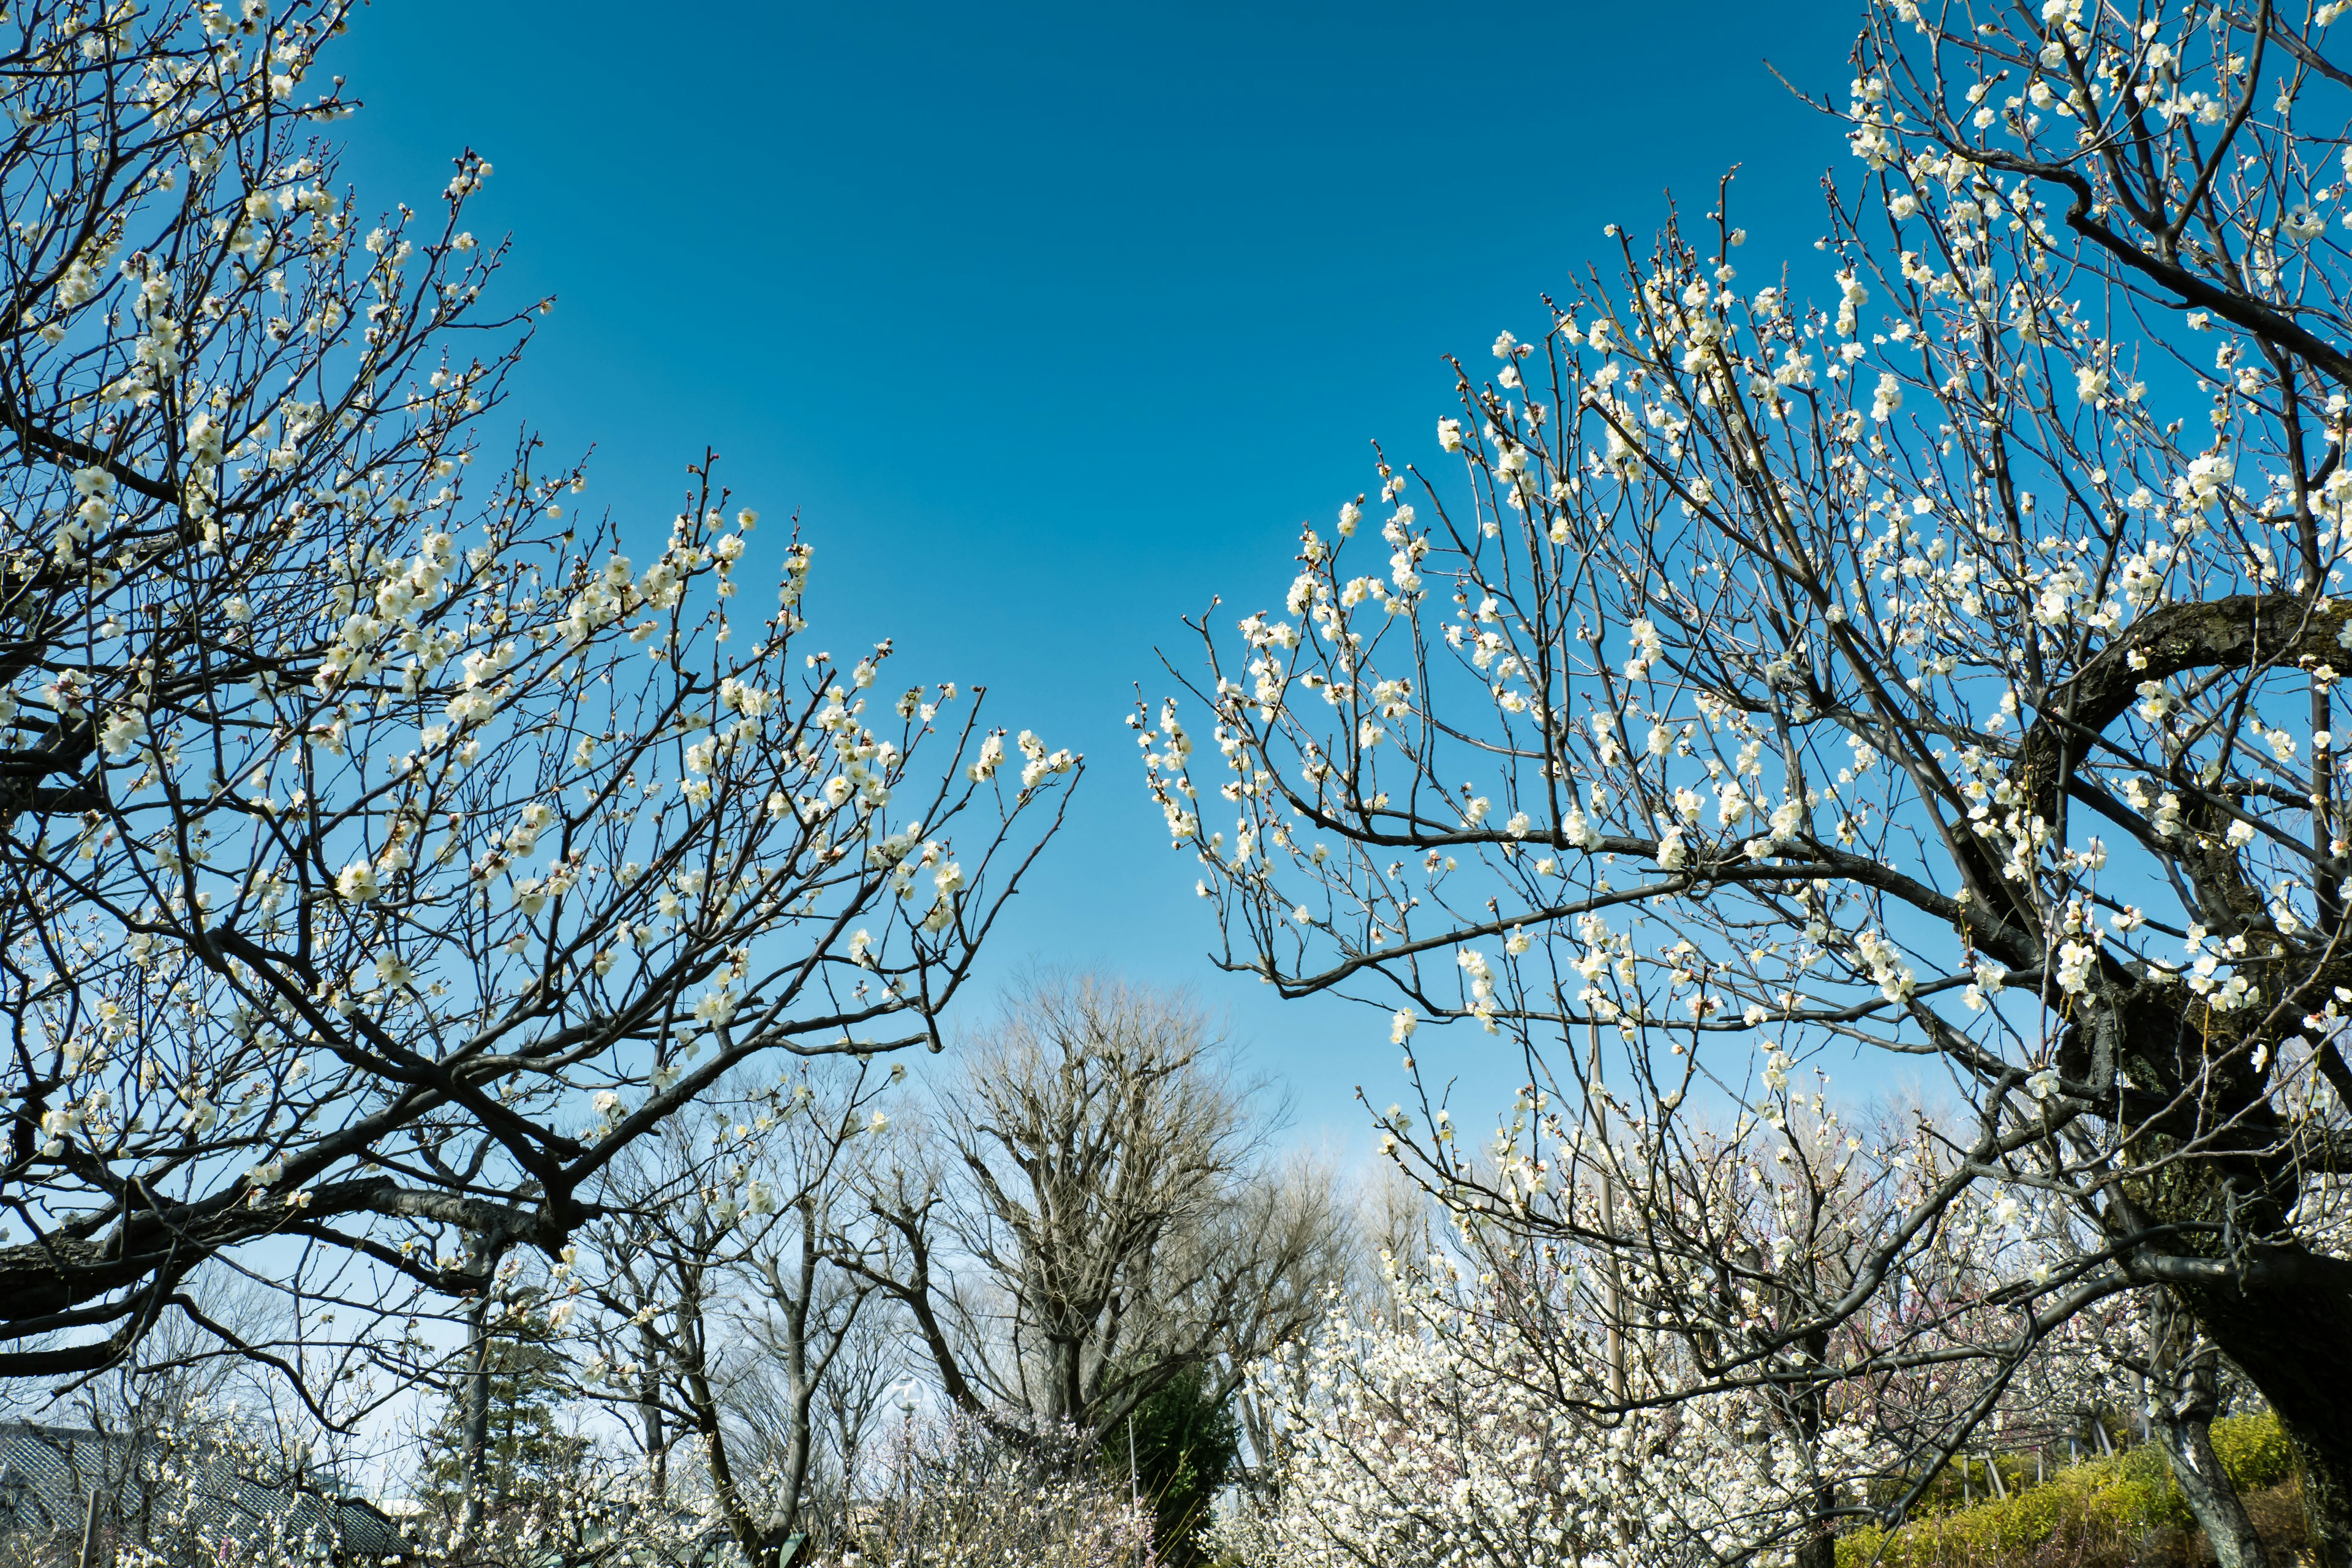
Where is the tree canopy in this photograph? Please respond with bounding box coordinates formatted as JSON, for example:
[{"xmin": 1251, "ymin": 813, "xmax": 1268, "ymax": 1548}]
[
  {"xmin": 0, "ymin": 0, "xmax": 1075, "ymax": 1415},
  {"xmin": 1150, "ymin": 1, "xmax": 2352, "ymax": 1561}
]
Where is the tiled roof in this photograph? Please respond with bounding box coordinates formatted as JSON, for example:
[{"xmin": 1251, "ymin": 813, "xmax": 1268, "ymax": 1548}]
[{"xmin": 0, "ymin": 1423, "xmax": 407, "ymax": 1565}]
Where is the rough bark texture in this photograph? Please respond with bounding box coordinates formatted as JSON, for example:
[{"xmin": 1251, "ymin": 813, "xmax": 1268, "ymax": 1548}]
[
  {"xmin": 2180, "ymin": 1271, "xmax": 2352, "ymax": 1568},
  {"xmin": 458, "ymin": 1284, "xmax": 494, "ymax": 1539},
  {"xmin": 2150, "ymin": 1320, "xmax": 2272, "ymax": 1568},
  {"xmin": 2033, "ymin": 597, "xmax": 2352, "ymax": 1567}
]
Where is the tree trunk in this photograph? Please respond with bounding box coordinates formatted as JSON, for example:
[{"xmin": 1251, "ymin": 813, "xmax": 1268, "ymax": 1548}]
[
  {"xmin": 2179, "ymin": 1262, "xmax": 2352, "ymax": 1568},
  {"xmin": 2149, "ymin": 1325, "xmax": 2271, "ymax": 1568},
  {"xmin": 1785, "ymin": 1325, "xmax": 1837, "ymax": 1568},
  {"xmin": 638, "ymin": 1327, "xmax": 667, "ymax": 1498},
  {"xmin": 674, "ymin": 1273, "xmax": 767, "ymax": 1567},
  {"xmin": 1792, "ymin": 1503, "xmax": 1836, "ymax": 1568},
  {"xmin": 459, "ymin": 1283, "xmax": 495, "ymax": 1538},
  {"xmin": 2104, "ymin": 975, "xmax": 2352, "ymax": 1566},
  {"xmin": 2154, "ymin": 1382, "xmax": 2267, "ymax": 1561},
  {"xmin": 777, "ymin": 1387, "xmax": 815, "ymax": 1551},
  {"xmin": 772, "ymin": 1208, "xmax": 818, "ymax": 1543}
]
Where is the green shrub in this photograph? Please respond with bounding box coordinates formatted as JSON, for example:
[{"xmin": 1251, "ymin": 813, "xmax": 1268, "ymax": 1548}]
[
  {"xmin": 1091, "ymin": 1365, "xmax": 1240, "ymax": 1568},
  {"xmin": 2209, "ymin": 1408, "xmax": 2297, "ymax": 1493},
  {"xmin": 1835, "ymin": 1411, "xmax": 2290, "ymax": 1568}
]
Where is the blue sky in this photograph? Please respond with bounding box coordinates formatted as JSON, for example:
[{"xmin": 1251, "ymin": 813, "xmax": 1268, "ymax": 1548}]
[{"xmin": 333, "ymin": 0, "xmax": 1874, "ymax": 1150}]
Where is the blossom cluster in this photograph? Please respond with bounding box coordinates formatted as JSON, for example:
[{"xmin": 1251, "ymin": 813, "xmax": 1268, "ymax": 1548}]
[
  {"xmin": 1221, "ymin": 1248, "xmax": 1874, "ymax": 1568},
  {"xmin": 1144, "ymin": 0, "xmax": 2352, "ymax": 1524},
  {"xmin": 0, "ymin": 0, "xmax": 1076, "ymax": 1403}
]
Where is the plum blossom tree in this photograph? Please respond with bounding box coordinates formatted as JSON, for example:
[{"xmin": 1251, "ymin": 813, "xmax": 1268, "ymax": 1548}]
[
  {"xmin": 0, "ymin": 0, "xmax": 1076, "ymax": 1411},
  {"xmin": 1147, "ymin": 0, "xmax": 2352, "ymax": 1560},
  {"xmin": 1219, "ymin": 1235, "xmax": 1874, "ymax": 1568}
]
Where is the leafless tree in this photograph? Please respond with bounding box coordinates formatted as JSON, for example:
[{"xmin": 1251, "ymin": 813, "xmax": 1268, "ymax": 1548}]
[
  {"xmin": 777, "ymin": 1274, "xmax": 902, "ymax": 1530},
  {"xmin": 578, "ymin": 1065, "xmax": 892, "ymax": 1567},
  {"xmin": 844, "ymin": 974, "xmax": 1350, "ymax": 1463}
]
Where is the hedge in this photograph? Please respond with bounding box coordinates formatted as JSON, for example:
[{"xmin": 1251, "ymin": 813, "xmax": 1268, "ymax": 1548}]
[{"xmin": 1834, "ymin": 1411, "xmax": 2296, "ymax": 1568}]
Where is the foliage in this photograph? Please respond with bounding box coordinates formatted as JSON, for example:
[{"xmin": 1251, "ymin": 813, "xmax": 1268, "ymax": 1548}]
[
  {"xmin": 1836, "ymin": 1413, "xmax": 2300, "ymax": 1568},
  {"xmin": 1096, "ymin": 1363, "xmax": 1238, "ymax": 1568},
  {"xmin": 2210, "ymin": 1410, "xmax": 2300, "ymax": 1498}
]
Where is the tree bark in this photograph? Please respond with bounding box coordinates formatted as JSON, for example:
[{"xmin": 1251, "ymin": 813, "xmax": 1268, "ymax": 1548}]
[
  {"xmin": 459, "ymin": 1280, "xmax": 495, "ymax": 1539},
  {"xmin": 1792, "ymin": 1508, "xmax": 1836, "ymax": 1568},
  {"xmin": 2149, "ymin": 1316, "xmax": 2271, "ymax": 1568},
  {"xmin": 2172, "ymin": 1262, "xmax": 2352, "ymax": 1568},
  {"xmin": 638, "ymin": 1322, "xmax": 667, "ymax": 1498},
  {"xmin": 1783, "ymin": 1324, "xmax": 1838, "ymax": 1568},
  {"xmin": 771, "ymin": 1204, "xmax": 821, "ymax": 1544}
]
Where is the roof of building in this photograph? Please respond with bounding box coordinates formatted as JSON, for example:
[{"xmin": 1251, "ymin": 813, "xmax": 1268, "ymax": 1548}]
[{"xmin": 0, "ymin": 1422, "xmax": 408, "ymax": 1564}]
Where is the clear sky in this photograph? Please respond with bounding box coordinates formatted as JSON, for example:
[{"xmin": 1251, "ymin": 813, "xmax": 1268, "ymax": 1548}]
[{"xmin": 331, "ymin": 0, "xmax": 1875, "ymax": 1152}]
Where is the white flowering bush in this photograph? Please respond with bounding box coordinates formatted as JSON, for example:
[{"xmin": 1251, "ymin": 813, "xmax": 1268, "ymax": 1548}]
[
  {"xmin": 826, "ymin": 1412, "xmax": 1154, "ymax": 1568},
  {"xmin": 0, "ymin": 1404, "xmax": 1143, "ymax": 1568},
  {"xmin": 1220, "ymin": 1245, "xmax": 1874, "ymax": 1568},
  {"xmin": 393, "ymin": 1430, "xmax": 760, "ymax": 1568},
  {"xmin": 1147, "ymin": 0, "xmax": 2352, "ymax": 1558},
  {"xmin": 0, "ymin": 0, "xmax": 1075, "ymax": 1399},
  {"xmin": 0, "ymin": 1403, "xmax": 435, "ymax": 1568},
  {"xmin": 389, "ymin": 1415, "xmax": 1148, "ymax": 1568}
]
